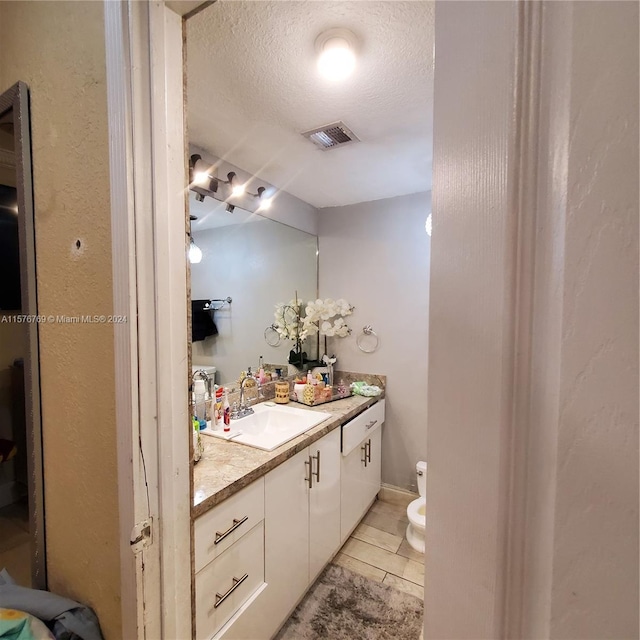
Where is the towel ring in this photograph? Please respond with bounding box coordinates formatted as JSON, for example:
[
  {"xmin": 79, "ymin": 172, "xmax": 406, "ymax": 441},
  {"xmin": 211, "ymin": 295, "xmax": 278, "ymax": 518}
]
[
  {"xmin": 264, "ymin": 324, "xmax": 281, "ymax": 347},
  {"xmin": 356, "ymin": 325, "xmax": 379, "ymax": 353}
]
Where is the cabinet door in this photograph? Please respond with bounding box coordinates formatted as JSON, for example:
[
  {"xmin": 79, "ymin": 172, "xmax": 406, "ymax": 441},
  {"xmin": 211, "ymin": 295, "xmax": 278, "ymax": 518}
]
[
  {"xmin": 340, "ymin": 438, "xmax": 369, "ymax": 541},
  {"xmin": 309, "ymin": 429, "xmax": 341, "ymax": 580},
  {"xmin": 362, "ymin": 426, "xmax": 382, "ymax": 510},
  {"xmin": 263, "ymin": 447, "xmax": 310, "ymax": 637}
]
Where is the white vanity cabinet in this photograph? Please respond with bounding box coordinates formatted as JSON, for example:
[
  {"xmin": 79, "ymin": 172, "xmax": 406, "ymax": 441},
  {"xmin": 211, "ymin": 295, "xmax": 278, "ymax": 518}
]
[
  {"xmin": 197, "ymin": 399, "xmax": 384, "ymax": 640},
  {"xmin": 340, "ymin": 399, "xmax": 385, "ymax": 541}
]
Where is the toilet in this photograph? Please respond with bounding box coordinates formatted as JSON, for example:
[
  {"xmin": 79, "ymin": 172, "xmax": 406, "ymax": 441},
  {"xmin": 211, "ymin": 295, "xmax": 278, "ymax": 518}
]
[{"xmin": 406, "ymin": 461, "xmax": 427, "ymax": 554}]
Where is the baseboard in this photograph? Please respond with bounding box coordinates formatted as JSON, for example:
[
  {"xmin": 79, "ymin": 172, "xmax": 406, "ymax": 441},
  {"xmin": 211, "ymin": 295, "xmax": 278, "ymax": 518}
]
[{"xmin": 379, "ymin": 483, "xmax": 418, "ymax": 508}]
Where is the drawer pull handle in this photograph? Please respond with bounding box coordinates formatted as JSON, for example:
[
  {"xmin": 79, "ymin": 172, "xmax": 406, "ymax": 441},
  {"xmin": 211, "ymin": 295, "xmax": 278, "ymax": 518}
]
[
  {"xmin": 366, "ymin": 439, "xmax": 372, "ymax": 463},
  {"xmin": 361, "ymin": 443, "xmax": 368, "ymax": 467},
  {"xmin": 312, "ymin": 450, "xmax": 320, "ymax": 483},
  {"xmin": 305, "ymin": 456, "xmax": 313, "ymax": 488},
  {"xmin": 365, "ymin": 419, "xmax": 377, "ymax": 430},
  {"xmin": 214, "ymin": 573, "xmax": 249, "ymax": 609},
  {"xmin": 214, "ymin": 516, "xmax": 249, "ymax": 545}
]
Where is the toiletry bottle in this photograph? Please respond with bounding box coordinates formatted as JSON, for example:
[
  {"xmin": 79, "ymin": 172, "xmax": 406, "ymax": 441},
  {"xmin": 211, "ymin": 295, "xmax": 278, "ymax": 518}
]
[
  {"xmin": 223, "ymin": 389, "xmax": 230, "ymax": 431},
  {"xmin": 214, "ymin": 386, "xmax": 224, "ymax": 429}
]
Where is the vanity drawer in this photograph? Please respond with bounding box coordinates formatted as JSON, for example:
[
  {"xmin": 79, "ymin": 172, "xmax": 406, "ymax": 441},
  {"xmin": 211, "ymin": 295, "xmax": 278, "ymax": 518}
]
[
  {"xmin": 196, "ymin": 521, "xmax": 265, "ymax": 640},
  {"xmin": 341, "ymin": 400, "xmax": 385, "ymax": 456},
  {"xmin": 195, "ymin": 478, "xmax": 264, "ymax": 573}
]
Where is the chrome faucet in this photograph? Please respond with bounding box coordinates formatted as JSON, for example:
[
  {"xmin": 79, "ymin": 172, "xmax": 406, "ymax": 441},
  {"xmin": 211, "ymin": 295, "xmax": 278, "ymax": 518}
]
[{"xmin": 235, "ymin": 368, "xmax": 258, "ymax": 419}]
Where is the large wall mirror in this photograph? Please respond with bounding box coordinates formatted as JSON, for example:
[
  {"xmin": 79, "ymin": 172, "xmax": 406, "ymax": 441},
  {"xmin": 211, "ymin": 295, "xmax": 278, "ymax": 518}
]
[
  {"xmin": 189, "ymin": 165, "xmax": 318, "ymax": 388},
  {"xmin": 0, "ymin": 82, "xmax": 45, "ymax": 588}
]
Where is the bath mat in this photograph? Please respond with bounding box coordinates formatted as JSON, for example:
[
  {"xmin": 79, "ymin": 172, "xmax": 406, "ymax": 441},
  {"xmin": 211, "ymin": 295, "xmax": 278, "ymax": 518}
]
[{"xmin": 275, "ymin": 563, "xmax": 423, "ymax": 640}]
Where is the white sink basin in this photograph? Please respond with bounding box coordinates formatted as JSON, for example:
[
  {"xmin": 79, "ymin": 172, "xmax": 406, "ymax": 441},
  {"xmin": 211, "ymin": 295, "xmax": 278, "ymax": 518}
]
[{"xmin": 225, "ymin": 403, "xmax": 332, "ymax": 451}]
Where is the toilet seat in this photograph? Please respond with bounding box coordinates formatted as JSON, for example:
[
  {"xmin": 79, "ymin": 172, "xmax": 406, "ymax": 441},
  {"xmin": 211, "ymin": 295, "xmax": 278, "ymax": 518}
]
[
  {"xmin": 406, "ymin": 497, "xmax": 426, "ymax": 554},
  {"xmin": 406, "ymin": 460, "xmax": 427, "ymax": 554},
  {"xmin": 407, "ymin": 497, "xmax": 426, "ymax": 530}
]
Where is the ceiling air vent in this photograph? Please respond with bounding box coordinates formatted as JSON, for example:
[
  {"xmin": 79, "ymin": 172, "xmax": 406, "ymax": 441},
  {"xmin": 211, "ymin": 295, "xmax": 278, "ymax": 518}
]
[{"xmin": 301, "ymin": 121, "xmax": 360, "ymax": 150}]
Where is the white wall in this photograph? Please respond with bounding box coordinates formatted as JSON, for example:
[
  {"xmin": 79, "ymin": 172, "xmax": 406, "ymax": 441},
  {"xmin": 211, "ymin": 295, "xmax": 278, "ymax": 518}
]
[
  {"xmin": 523, "ymin": 3, "xmax": 639, "ymax": 638},
  {"xmin": 191, "ymin": 219, "xmax": 317, "ymax": 386},
  {"xmin": 318, "ymin": 191, "xmax": 430, "ymax": 491},
  {"xmin": 425, "ymin": 1, "xmax": 638, "ymax": 638}
]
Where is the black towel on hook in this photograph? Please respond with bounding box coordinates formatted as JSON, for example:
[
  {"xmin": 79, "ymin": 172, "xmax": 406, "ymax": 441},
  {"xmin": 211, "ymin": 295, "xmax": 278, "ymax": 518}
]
[{"xmin": 192, "ymin": 299, "xmax": 218, "ymax": 342}]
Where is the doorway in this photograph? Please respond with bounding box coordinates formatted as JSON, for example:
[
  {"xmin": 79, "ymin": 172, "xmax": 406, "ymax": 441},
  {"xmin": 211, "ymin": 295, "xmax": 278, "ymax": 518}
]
[{"xmin": 0, "ymin": 82, "xmax": 45, "ymax": 589}]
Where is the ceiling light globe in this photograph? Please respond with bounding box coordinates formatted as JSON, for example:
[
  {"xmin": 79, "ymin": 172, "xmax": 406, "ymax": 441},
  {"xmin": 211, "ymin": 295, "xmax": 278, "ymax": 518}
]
[{"xmin": 318, "ymin": 37, "xmax": 356, "ymax": 81}]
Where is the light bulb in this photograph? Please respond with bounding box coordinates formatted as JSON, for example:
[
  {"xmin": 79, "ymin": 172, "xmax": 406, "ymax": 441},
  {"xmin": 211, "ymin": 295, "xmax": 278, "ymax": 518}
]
[
  {"xmin": 318, "ymin": 37, "xmax": 356, "ymax": 81},
  {"xmin": 189, "ymin": 239, "xmax": 202, "ymax": 264},
  {"xmin": 231, "ymin": 183, "xmax": 246, "ymax": 197},
  {"xmin": 259, "ymin": 197, "xmax": 273, "ymax": 211},
  {"xmin": 193, "ymin": 171, "xmax": 209, "ymax": 186}
]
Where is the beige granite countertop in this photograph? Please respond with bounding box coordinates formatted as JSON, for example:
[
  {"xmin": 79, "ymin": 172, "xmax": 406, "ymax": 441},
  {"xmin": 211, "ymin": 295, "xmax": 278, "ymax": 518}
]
[{"xmin": 193, "ymin": 392, "xmax": 383, "ymax": 518}]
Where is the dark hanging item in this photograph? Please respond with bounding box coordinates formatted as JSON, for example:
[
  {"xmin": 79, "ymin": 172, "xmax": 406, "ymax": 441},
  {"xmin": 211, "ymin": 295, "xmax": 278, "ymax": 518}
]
[{"xmin": 192, "ymin": 299, "xmax": 218, "ymax": 342}]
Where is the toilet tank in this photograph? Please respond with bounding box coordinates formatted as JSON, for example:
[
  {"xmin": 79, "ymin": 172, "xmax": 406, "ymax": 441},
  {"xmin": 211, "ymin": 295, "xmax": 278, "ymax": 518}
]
[{"xmin": 416, "ymin": 460, "xmax": 427, "ymax": 496}]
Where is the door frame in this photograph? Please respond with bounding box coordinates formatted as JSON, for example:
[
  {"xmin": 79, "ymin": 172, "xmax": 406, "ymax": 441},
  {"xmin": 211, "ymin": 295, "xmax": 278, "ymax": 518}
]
[
  {"xmin": 105, "ymin": 0, "xmax": 546, "ymax": 637},
  {"xmin": 104, "ymin": 1, "xmax": 192, "ymax": 637}
]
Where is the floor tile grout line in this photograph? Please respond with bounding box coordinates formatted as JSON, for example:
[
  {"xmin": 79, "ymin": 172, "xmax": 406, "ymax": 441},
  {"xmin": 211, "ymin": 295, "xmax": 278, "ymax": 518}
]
[{"xmin": 340, "ymin": 545, "xmax": 399, "ymax": 576}]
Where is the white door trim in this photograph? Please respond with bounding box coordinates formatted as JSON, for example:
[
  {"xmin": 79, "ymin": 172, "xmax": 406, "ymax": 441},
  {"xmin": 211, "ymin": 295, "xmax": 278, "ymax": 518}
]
[
  {"xmin": 426, "ymin": 1, "xmax": 543, "ymax": 637},
  {"xmin": 105, "ymin": 1, "xmax": 191, "ymax": 637}
]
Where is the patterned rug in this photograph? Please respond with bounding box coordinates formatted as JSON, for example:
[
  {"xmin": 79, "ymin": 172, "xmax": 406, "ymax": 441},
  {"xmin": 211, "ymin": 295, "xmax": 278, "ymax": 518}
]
[{"xmin": 275, "ymin": 563, "xmax": 424, "ymax": 640}]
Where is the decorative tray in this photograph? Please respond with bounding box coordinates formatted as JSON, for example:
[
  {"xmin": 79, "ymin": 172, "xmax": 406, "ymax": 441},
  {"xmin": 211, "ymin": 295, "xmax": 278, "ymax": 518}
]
[{"xmin": 290, "ymin": 388, "xmax": 352, "ymax": 407}]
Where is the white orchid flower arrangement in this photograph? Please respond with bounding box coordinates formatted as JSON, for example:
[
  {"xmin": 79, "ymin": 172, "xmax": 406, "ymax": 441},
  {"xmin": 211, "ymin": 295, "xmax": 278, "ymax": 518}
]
[
  {"xmin": 273, "ymin": 296, "xmax": 354, "ymax": 363},
  {"xmin": 273, "ymin": 297, "xmax": 309, "ymax": 342},
  {"xmin": 303, "ymin": 298, "xmax": 354, "ymax": 338}
]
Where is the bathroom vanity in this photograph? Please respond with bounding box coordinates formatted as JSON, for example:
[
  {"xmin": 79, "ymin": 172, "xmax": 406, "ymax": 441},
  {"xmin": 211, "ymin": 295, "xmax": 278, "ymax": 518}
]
[{"xmin": 192, "ymin": 393, "xmax": 385, "ymax": 640}]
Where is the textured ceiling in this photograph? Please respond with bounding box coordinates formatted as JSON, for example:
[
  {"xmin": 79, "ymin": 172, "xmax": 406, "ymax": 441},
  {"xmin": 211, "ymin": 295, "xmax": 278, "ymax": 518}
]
[{"xmin": 186, "ymin": 0, "xmax": 434, "ymax": 208}]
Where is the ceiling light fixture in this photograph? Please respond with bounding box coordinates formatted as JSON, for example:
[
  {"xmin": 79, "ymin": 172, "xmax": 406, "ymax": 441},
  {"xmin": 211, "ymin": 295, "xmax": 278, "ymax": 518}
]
[
  {"xmin": 189, "ymin": 237, "xmax": 202, "ymax": 264},
  {"xmin": 188, "ymin": 214, "xmax": 203, "ymax": 264},
  {"xmin": 315, "ymin": 28, "xmax": 358, "ymax": 81},
  {"xmin": 188, "ymin": 155, "xmax": 278, "ymax": 215},
  {"xmin": 256, "ymin": 186, "xmax": 272, "ymax": 210},
  {"xmin": 425, "ymin": 213, "xmax": 432, "ymax": 237},
  {"xmin": 231, "ymin": 183, "xmax": 246, "ymax": 197}
]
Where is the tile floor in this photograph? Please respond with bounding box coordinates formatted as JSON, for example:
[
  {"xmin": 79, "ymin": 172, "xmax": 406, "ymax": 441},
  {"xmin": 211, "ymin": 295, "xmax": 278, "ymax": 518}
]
[
  {"xmin": 333, "ymin": 495, "xmax": 425, "ymax": 601},
  {"xmin": 0, "ymin": 501, "xmax": 31, "ymax": 587}
]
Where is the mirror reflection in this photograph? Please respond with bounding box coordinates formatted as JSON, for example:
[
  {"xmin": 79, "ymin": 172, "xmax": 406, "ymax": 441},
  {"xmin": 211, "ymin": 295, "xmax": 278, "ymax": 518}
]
[{"xmin": 189, "ymin": 166, "xmax": 318, "ymax": 387}]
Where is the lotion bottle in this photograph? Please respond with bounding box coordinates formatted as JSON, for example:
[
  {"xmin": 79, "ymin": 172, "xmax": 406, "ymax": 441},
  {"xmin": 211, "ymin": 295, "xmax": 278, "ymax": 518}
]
[{"xmin": 223, "ymin": 389, "xmax": 231, "ymax": 430}]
